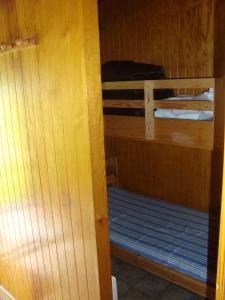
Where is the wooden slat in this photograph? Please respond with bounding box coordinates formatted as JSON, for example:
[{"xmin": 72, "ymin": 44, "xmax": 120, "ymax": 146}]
[
  {"xmin": 102, "ymin": 80, "xmax": 144, "ymax": 90},
  {"xmin": 102, "ymin": 78, "xmax": 215, "ymax": 90},
  {"xmin": 152, "ymin": 78, "xmax": 215, "ymax": 89},
  {"xmin": 154, "ymin": 100, "xmax": 214, "ymax": 111},
  {"xmin": 144, "ymin": 81, "xmax": 154, "ymax": 139},
  {"xmin": 104, "ymin": 115, "xmax": 213, "ymax": 149},
  {"xmin": 155, "ymin": 118, "xmax": 213, "ymax": 149},
  {"xmin": 111, "ymin": 244, "xmax": 216, "ymax": 299},
  {"xmin": 103, "ymin": 99, "xmax": 214, "ymax": 111},
  {"xmin": 103, "ymin": 99, "xmax": 144, "ymax": 108}
]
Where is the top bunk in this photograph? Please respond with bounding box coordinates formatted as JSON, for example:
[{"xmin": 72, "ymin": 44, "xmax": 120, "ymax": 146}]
[{"xmin": 102, "ymin": 78, "xmax": 215, "ymax": 150}]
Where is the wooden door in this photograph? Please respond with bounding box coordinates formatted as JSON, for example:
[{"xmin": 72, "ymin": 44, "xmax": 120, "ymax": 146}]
[
  {"xmin": 0, "ymin": 0, "xmax": 112, "ymax": 299},
  {"xmin": 214, "ymin": 0, "xmax": 225, "ymax": 299}
]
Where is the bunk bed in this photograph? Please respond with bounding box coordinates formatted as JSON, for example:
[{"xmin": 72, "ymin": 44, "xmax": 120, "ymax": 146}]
[
  {"xmin": 103, "ymin": 78, "xmax": 215, "ymax": 149},
  {"xmin": 104, "ymin": 78, "xmax": 216, "ymax": 298},
  {"xmin": 106, "ymin": 157, "xmax": 217, "ymax": 299}
]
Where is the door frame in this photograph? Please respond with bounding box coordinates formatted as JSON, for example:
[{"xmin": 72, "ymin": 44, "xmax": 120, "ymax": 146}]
[{"xmin": 214, "ymin": 0, "xmax": 225, "ymax": 299}]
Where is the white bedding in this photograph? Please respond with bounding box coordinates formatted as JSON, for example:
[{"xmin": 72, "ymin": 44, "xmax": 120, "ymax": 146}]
[
  {"xmin": 164, "ymin": 88, "xmax": 214, "ymax": 101},
  {"xmin": 154, "ymin": 109, "xmax": 213, "ymax": 120},
  {"xmin": 154, "ymin": 89, "xmax": 214, "ymax": 120}
]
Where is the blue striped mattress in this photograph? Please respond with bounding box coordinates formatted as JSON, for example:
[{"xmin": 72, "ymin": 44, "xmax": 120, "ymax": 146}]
[{"xmin": 108, "ymin": 187, "xmax": 217, "ymax": 282}]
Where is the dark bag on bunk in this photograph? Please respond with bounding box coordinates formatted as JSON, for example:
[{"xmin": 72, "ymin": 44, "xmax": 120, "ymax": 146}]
[{"xmin": 102, "ymin": 60, "xmax": 173, "ymax": 116}]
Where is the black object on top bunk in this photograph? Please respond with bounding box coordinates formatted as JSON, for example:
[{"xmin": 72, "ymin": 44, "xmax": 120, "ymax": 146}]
[
  {"xmin": 102, "ymin": 60, "xmax": 165, "ymax": 81},
  {"xmin": 102, "ymin": 60, "xmax": 173, "ymax": 117}
]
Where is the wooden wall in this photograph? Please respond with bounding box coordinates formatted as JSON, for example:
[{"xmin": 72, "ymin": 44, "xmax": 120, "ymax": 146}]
[
  {"xmin": 100, "ymin": 0, "xmax": 215, "ymax": 211},
  {"xmin": 105, "ymin": 136, "xmax": 212, "ymax": 211},
  {"xmin": 0, "ymin": 0, "xmax": 111, "ymax": 300},
  {"xmin": 99, "ymin": 0, "xmax": 214, "ymax": 78}
]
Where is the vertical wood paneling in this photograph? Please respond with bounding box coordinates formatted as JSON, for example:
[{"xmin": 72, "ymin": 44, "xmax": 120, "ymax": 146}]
[
  {"xmin": 214, "ymin": 0, "xmax": 225, "ymax": 298},
  {"xmin": 99, "ymin": 0, "xmax": 214, "ymax": 78},
  {"xmin": 0, "ymin": 0, "xmax": 111, "ymax": 299},
  {"xmin": 105, "ymin": 136, "xmax": 212, "ymax": 212},
  {"xmin": 100, "ymin": 0, "xmax": 215, "ymax": 214},
  {"xmin": 81, "ymin": 1, "xmax": 113, "ymax": 298}
]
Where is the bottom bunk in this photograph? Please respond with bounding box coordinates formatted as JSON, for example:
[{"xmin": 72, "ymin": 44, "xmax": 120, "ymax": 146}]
[{"xmin": 107, "ymin": 186, "xmax": 217, "ymax": 298}]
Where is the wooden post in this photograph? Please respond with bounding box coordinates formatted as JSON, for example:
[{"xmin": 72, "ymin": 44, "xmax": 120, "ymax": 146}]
[{"xmin": 144, "ymin": 80, "xmax": 154, "ymax": 140}]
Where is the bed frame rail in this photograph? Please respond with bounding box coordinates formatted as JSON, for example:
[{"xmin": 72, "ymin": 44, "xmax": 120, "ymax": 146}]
[
  {"xmin": 111, "ymin": 244, "xmax": 216, "ymax": 299},
  {"xmin": 102, "ymin": 78, "xmax": 215, "ymax": 148}
]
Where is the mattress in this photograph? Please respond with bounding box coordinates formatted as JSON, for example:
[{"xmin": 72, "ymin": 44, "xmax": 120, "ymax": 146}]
[
  {"xmin": 154, "ymin": 89, "xmax": 214, "ymax": 120},
  {"xmin": 154, "ymin": 109, "xmax": 213, "ymax": 120},
  {"xmin": 108, "ymin": 187, "xmax": 217, "ymax": 282},
  {"xmin": 164, "ymin": 89, "xmax": 214, "ymax": 101}
]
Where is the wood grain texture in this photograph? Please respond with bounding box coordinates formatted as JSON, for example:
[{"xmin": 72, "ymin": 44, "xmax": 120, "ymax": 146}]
[
  {"xmin": 102, "ymin": 80, "xmax": 144, "ymax": 90},
  {"xmin": 104, "ymin": 116, "xmax": 145, "ymax": 139},
  {"xmin": 100, "ymin": 0, "xmax": 215, "ymax": 210},
  {"xmin": 111, "ymin": 244, "xmax": 216, "ymax": 299},
  {"xmin": 154, "ymin": 100, "xmax": 214, "ymax": 111},
  {"xmin": 103, "ymin": 100, "xmax": 145, "ymax": 109},
  {"xmin": 104, "ymin": 116, "xmax": 213, "ymax": 149},
  {"xmin": 154, "ymin": 118, "xmax": 213, "ymax": 149},
  {"xmin": 102, "ymin": 78, "xmax": 215, "ymax": 90},
  {"xmin": 105, "ymin": 136, "xmax": 212, "ymax": 212},
  {"xmin": 103, "ymin": 99, "xmax": 214, "ymax": 110},
  {"xmin": 152, "ymin": 78, "xmax": 215, "ymax": 89},
  {"xmin": 99, "ymin": 0, "xmax": 214, "ymax": 78},
  {"xmin": 82, "ymin": 1, "xmax": 112, "ymax": 298},
  {"xmin": 144, "ymin": 81, "xmax": 154, "ymax": 139},
  {"xmin": 0, "ymin": 0, "xmax": 111, "ymax": 299},
  {"xmin": 103, "ymin": 78, "xmax": 214, "ymax": 147},
  {"xmin": 106, "ymin": 157, "xmax": 119, "ymax": 187},
  {"xmin": 214, "ymin": 0, "xmax": 225, "ymax": 298}
]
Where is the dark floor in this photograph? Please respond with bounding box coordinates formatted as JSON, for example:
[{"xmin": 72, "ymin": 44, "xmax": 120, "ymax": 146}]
[{"xmin": 111, "ymin": 256, "xmax": 206, "ymax": 300}]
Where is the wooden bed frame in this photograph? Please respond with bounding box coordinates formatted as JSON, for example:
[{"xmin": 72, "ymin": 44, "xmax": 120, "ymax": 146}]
[
  {"xmin": 106, "ymin": 157, "xmax": 216, "ymax": 299},
  {"xmin": 103, "ymin": 78, "xmax": 215, "ymax": 149}
]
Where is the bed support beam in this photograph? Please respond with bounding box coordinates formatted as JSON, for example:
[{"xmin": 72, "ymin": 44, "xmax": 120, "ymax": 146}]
[
  {"xmin": 102, "ymin": 78, "xmax": 215, "ymax": 147},
  {"xmin": 111, "ymin": 244, "xmax": 216, "ymax": 299},
  {"xmin": 144, "ymin": 81, "xmax": 154, "ymax": 139}
]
